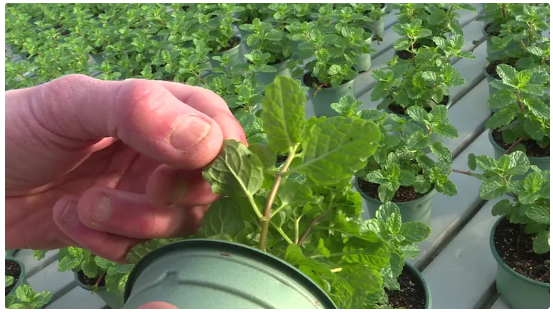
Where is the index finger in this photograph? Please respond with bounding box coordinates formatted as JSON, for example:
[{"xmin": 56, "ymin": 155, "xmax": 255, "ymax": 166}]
[{"xmin": 157, "ymin": 81, "xmax": 248, "ymax": 146}]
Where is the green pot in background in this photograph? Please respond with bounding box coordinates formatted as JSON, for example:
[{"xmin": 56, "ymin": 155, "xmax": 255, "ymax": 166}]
[
  {"xmin": 354, "ymin": 29, "xmax": 374, "ymax": 73},
  {"xmin": 5, "ymin": 249, "xmax": 19, "ymax": 258},
  {"xmin": 403, "ymin": 262, "xmax": 432, "ymax": 309},
  {"xmin": 255, "ymin": 57, "xmax": 294, "ymax": 87},
  {"xmin": 490, "ymin": 216, "xmax": 550, "ymax": 309},
  {"xmin": 353, "ymin": 177, "xmax": 436, "ymax": 224},
  {"xmin": 488, "ymin": 131, "xmax": 550, "ymax": 173},
  {"xmin": 369, "ymin": 4, "xmax": 387, "ymax": 39},
  {"xmin": 483, "ymin": 64, "xmax": 502, "ymax": 113},
  {"xmin": 208, "ymin": 36, "xmax": 244, "ymax": 69},
  {"xmin": 6, "ymin": 257, "xmax": 29, "ymax": 297},
  {"xmin": 305, "ymin": 72, "xmax": 357, "ymax": 118},
  {"xmin": 74, "ymin": 272, "xmax": 124, "ymax": 309},
  {"xmin": 123, "ymin": 239, "xmax": 337, "ymax": 309}
]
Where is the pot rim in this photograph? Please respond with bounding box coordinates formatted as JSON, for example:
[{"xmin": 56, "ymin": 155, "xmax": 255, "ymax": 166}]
[
  {"xmin": 353, "ymin": 176, "xmax": 437, "ymax": 206},
  {"xmin": 487, "ymin": 130, "xmax": 550, "ymax": 162},
  {"xmin": 123, "ymin": 239, "xmax": 337, "ymax": 308},
  {"xmin": 73, "ymin": 271, "xmax": 107, "ymax": 291},
  {"xmin": 403, "ymin": 262, "xmax": 432, "ymax": 309},
  {"xmin": 212, "ymin": 36, "xmax": 242, "ymax": 56},
  {"xmin": 489, "ymin": 215, "xmax": 550, "ymax": 288},
  {"xmin": 302, "ymin": 68, "xmax": 359, "ymax": 92},
  {"xmin": 5, "ymin": 257, "xmax": 26, "ymax": 297}
]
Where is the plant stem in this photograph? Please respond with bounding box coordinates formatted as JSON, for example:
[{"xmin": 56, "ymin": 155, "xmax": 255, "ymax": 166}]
[
  {"xmin": 453, "ymin": 168, "xmax": 471, "ymax": 175},
  {"xmin": 502, "ymin": 4, "xmax": 506, "ymax": 18},
  {"xmin": 270, "ymin": 222, "xmax": 295, "ymax": 245},
  {"xmin": 503, "ymin": 136, "xmax": 527, "ymax": 155},
  {"xmin": 515, "ymin": 92, "xmax": 525, "ymax": 113},
  {"xmin": 297, "ymin": 193, "xmax": 335, "ymax": 246},
  {"xmin": 94, "ymin": 273, "xmax": 106, "ymax": 289},
  {"xmin": 294, "ymin": 217, "xmax": 301, "ymax": 244},
  {"xmin": 258, "ymin": 144, "xmax": 299, "ymax": 251}
]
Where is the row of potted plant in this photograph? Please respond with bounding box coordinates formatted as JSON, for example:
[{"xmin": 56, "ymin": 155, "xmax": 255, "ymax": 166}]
[{"xmin": 5, "ymin": 252, "xmax": 52, "ymax": 309}]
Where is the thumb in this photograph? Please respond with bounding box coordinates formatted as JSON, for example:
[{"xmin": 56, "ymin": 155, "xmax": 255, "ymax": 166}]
[{"xmin": 13, "ymin": 74, "xmax": 225, "ymax": 169}]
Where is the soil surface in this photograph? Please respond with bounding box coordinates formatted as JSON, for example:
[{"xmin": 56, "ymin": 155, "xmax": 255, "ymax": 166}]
[
  {"xmin": 78, "ymin": 270, "xmax": 106, "ymax": 287},
  {"xmin": 486, "ymin": 59, "xmax": 517, "ymax": 79},
  {"xmin": 388, "ymin": 96, "xmax": 449, "ymax": 116},
  {"xmin": 303, "ymin": 72, "xmax": 349, "ymax": 89},
  {"xmin": 276, "ymin": 154, "xmax": 288, "ymax": 164},
  {"xmin": 492, "ymin": 129, "xmax": 550, "ymax": 158},
  {"xmin": 494, "ymin": 217, "xmax": 550, "ymax": 283},
  {"xmin": 5, "ymin": 260, "xmax": 21, "ymax": 296},
  {"xmin": 358, "ymin": 178, "xmax": 429, "ymax": 202},
  {"xmin": 218, "ymin": 37, "xmax": 240, "ymax": 53},
  {"xmin": 386, "ymin": 266, "xmax": 426, "ymax": 309}
]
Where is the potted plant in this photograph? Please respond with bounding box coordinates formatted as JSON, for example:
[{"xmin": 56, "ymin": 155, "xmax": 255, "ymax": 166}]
[
  {"xmin": 371, "ymin": 37, "xmax": 473, "ymax": 117},
  {"xmin": 5, "ymin": 265, "xmax": 52, "ymax": 309},
  {"xmin": 57, "ymin": 247, "xmax": 129, "ymax": 308},
  {"xmin": 331, "ymin": 98, "xmax": 458, "ymax": 224},
  {"xmin": 455, "ymin": 151, "xmax": 549, "ymax": 308},
  {"xmin": 287, "ymin": 13, "xmax": 370, "ymax": 117},
  {"xmin": 484, "ymin": 64, "xmax": 550, "ymax": 172},
  {"xmin": 123, "ymin": 76, "xmax": 432, "ymax": 309},
  {"xmin": 184, "ymin": 4, "xmax": 246, "ymax": 69}
]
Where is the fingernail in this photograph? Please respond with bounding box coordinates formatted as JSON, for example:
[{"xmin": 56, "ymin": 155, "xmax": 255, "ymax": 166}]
[
  {"xmin": 61, "ymin": 199, "xmax": 78, "ymax": 224},
  {"xmin": 170, "ymin": 115, "xmax": 211, "ymax": 151},
  {"xmin": 91, "ymin": 196, "xmax": 112, "ymax": 225}
]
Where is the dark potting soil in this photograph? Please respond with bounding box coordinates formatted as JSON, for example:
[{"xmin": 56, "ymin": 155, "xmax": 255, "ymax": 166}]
[
  {"xmin": 492, "ymin": 129, "xmax": 550, "ymax": 158},
  {"xmin": 388, "ymin": 96, "xmax": 449, "ymax": 116},
  {"xmin": 396, "ymin": 42, "xmax": 422, "ymax": 60},
  {"xmin": 78, "ymin": 270, "xmax": 106, "ymax": 287},
  {"xmin": 5, "ymin": 260, "xmax": 21, "ymax": 296},
  {"xmin": 486, "ymin": 59, "xmax": 517, "ymax": 79},
  {"xmin": 218, "ymin": 37, "xmax": 240, "ymax": 53},
  {"xmin": 303, "ymin": 72, "xmax": 350, "ymax": 89},
  {"xmin": 276, "ymin": 154, "xmax": 288, "ymax": 163},
  {"xmin": 386, "ymin": 266, "xmax": 426, "ymax": 309},
  {"xmin": 494, "ymin": 217, "xmax": 550, "ymax": 283},
  {"xmin": 358, "ymin": 178, "xmax": 429, "ymax": 202}
]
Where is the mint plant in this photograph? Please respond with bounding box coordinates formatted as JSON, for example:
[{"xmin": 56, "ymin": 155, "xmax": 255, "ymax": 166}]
[
  {"xmin": 485, "ymin": 64, "xmax": 550, "ymax": 155},
  {"xmin": 127, "ymin": 76, "xmax": 432, "ymax": 308},
  {"xmin": 454, "ymin": 151, "xmax": 550, "ymax": 253},
  {"xmin": 332, "ymin": 101, "xmax": 459, "ymax": 202},
  {"xmin": 5, "ymin": 282, "xmax": 52, "ymax": 309}
]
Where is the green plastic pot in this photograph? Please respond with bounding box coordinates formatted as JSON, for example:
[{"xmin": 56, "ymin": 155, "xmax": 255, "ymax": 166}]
[
  {"xmin": 123, "ymin": 239, "xmax": 337, "ymax": 309},
  {"xmin": 483, "ymin": 64, "xmax": 501, "ymax": 113},
  {"xmin": 490, "ymin": 216, "xmax": 550, "ymax": 309},
  {"xmin": 74, "ymin": 272, "xmax": 124, "ymax": 309},
  {"xmin": 353, "ymin": 177, "xmax": 436, "ymax": 224},
  {"xmin": 354, "ymin": 29, "xmax": 374, "ymax": 73},
  {"xmin": 384, "ymin": 3, "xmax": 392, "ymax": 13},
  {"xmin": 369, "ymin": 5, "xmax": 387, "ymax": 39},
  {"xmin": 208, "ymin": 36, "xmax": 244, "ymax": 69},
  {"xmin": 256, "ymin": 58, "xmax": 294, "ymax": 87},
  {"xmin": 483, "ymin": 23, "xmax": 528, "ymax": 59},
  {"xmin": 5, "ymin": 258, "xmax": 28, "ymax": 297},
  {"xmin": 5, "ymin": 249, "xmax": 19, "ymax": 258},
  {"xmin": 488, "ymin": 130, "xmax": 550, "ymax": 173},
  {"xmin": 305, "ymin": 71, "xmax": 358, "ymax": 118},
  {"xmin": 403, "ymin": 262, "xmax": 432, "ymax": 309}
]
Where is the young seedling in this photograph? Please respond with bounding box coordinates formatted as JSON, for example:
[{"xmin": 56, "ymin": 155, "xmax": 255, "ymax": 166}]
[{"xmin": 5, "ymin": 284, "xmax": 52, "ymax": 309}]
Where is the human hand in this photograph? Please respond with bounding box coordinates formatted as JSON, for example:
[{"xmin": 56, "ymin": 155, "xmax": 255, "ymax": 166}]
[{"xmin": 5, "ymin": 74, "xmax": 246, "ymax": 263}]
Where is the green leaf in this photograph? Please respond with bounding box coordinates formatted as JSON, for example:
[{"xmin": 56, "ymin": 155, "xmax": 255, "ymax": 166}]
[
  {"xmin": 15, "ymin": 285, "xmax": 34, "ymax": 303},
  {"xmin": 533, "ymin": 230, "xmax": 550, "ymax": 254},
  {"xmin": 406, "ymin": 106, "xmax": 429, "ymax": 123},
  {"xmin": 468, "ymin": 153, "xmax": 477, "ymax": 171},
  {"xmin": 526, "ymin": 98, "xmax": 550, "ymax": 120},
  {"xmin": 479, "ymin": 177, "xmax": 506, "ymax": 200},
  {"xmin": 496, "ymin": 64, "xmax": 518, "ymax": 87},
  {"xmin": 58, "ymin": 255, "xmax": 82, "ymax": 272},
  {"xmin": 376, "ymin": 202, "xmax": 401, "ymax": 224},
  {"xmin": 491, "ymin": 199, "xmax": 513, "ymax": 216},
  {"xmin": 5, "ymin": 276, "xmax": 14, "ymax": 287},
  {"xmin": 81, "ymin": 257, "xmax": 99, "ymax": 278},
  {"xmin": 433, "ymin": 123, "xmax": 458, "ymax": 138},
  {"xmin": 407, "ymin": 131, "xmax": 431, "ymax": 149},
  {"xmin": 401, "ymin": 245, "xmax": 421, "ymax": 259},
  {"xmin": 331, "ymin": 95, "xmax": 363, "ymax": 117},
  {"xmin": 203, "ymin": 140, "xmax": 264, "ymax": 198},
  {"xmin": 431, "ymin": 142, "xmax": 452, "ymax": 162},
  {"xmin": 248, "ymin": 143, "xmax": 277, "ymax": 169},
  {"xmin": 118, "ymin": 274, "xmax": 129, "ymax": 291},
  {"xmin": 525, "ymin": 205, "xmax": 549, "ymax": 224},
  {"xmin": 437, "ymin": 179, "xmax": 457, "ymax": 196},
  {"xmin": 261, "ymin": 76, "xmax": 306, "ymax": 154},
  {"xmin": 485, "ymin": 108, "xmax": 516, "ymax": 129},
  {"xmin": 523, "ymin": 172, "xmax": 543, "ymax": 194},
  {"xmin": 524, "ymin": 117, "xmax": 544, "ymax": 141},
  {"xmin": 197, "ymin": 197, "xmax": 246, "ymax": 240},
  {"xmin": 32, "ymin": 250, "xmax": 47, "ymax": 260},
  {"xmin": 488, "ymin": 89, "xmax": 515, "ymax": 110},
  {"xmin": 400, "ymin": 222, "xmax": 431, "ymax": 243},
  {"xmin": 284, "ymin": 244, "xmax": 334, "ymax": 281},
  {"xmin": 386, "ymin": 213, "xmax": 402, "ymax": 235},
  {"xmin": 506, "ymin": 151, "xmax": 531, "ymax": 176},
  {"xmin": 290, "ymin": 117, "xmax": 381, "ymax": 184}
]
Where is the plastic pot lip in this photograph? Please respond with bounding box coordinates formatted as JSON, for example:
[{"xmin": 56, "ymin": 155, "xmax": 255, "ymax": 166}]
[
  {"xmin": 123, "ymin": 239, "xmax": 337, "ymax": 308},
  {"xmin": 403, "ymin": 262, "xmax": 431, "ymax": 309},
  {"xmin": 5, "ymin": 257, "xmax": 26, "ymax": 297},
  {"xmin": 487, "ymin": 130, "xmax": 550, "ymax": 162},
  {"xmin": 489, "ymin": 215, "xmax": 550, "ymax": 288},
  {"xmin": 73, "ymin": 271, "xmax": 107, "ymax": 291},
  {"xmin": 353, "ymin": 176, "xmax": 437, "ymax": 206},
  {"xmin": 302, "ymin": 69, "xmax": 359, "ymax": 92},
  {"xmin": 212, "ymin": 36, "xmax": 242, "ymax": 56}
]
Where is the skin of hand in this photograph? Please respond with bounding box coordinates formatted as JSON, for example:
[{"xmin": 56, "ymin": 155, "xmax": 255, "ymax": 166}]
[{"xmin": 5, "ymin": 74, "xmax": 247, "ymax": 263}]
